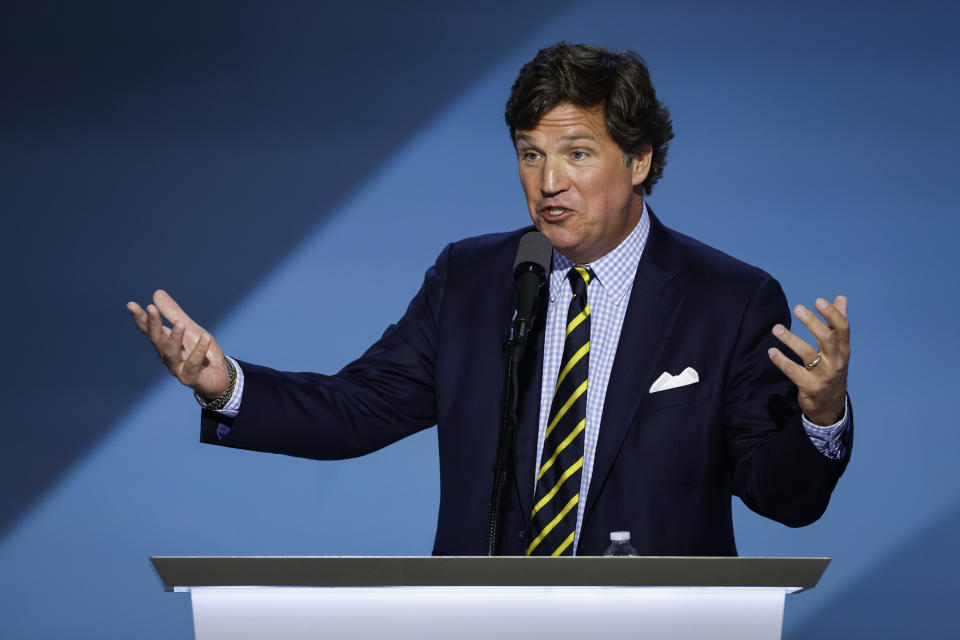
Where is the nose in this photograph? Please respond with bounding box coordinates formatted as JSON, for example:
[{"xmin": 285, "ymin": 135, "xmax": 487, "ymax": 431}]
[{"xmin": 540, "ymin": 157, "xmax": 569, "ymax": 197}]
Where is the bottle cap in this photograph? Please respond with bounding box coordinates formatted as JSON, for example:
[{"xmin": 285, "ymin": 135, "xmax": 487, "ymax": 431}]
[{"xmin": 609, "ymin": 531, "xmax": 631, "ymax": 542}]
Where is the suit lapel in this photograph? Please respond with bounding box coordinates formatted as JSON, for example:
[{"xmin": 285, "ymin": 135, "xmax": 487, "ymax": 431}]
[{"xmin": 582, "ymin": 213, "xmax": 687, "ymax": 528}]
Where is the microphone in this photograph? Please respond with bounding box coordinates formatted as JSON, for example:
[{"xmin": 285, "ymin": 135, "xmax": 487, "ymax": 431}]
[{"xmin": 507, "ymin": 231, "xmax": 552, "ymax": 360}]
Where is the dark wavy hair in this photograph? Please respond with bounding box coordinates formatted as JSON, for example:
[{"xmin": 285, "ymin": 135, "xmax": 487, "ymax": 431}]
[{"xmin": 505, "ymin": 43, "xmax": 674, "ymax": 194}]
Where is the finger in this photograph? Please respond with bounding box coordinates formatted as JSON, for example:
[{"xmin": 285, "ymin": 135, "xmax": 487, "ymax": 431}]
[
  {"xmin": 181, "ymin": 332, "xmax": 212, "ymax": 383},
  {"xmin": 768, "ymin": 347, "xmax": 810, "ymax": 386},
  {"xmin": 154, "ymin": 289, "xmax": 206, "ymax": 346},
  {"xmin": 771, "ymin": 324, "xmax": 819, "ymax": 364},
  {"xmin": 127, "ymin": 302, "xmax": 149, "ymax": 335},
  {"xmin": 815, "ymin": 297, "xmax": 850, "ymax": 354},
  {"xmin": 153, "ymin": 290, "xmax": 194, "ymax": 329},
  {"xmin": 814, "ymin": 297, "xmax": 846, "ymax": 326},
  {"xmin": 794, "ymin": 304, "xmax": 837, "ymax": 358},
  {"xmin": 161, "ymin": 321, "xmax": 187, "ymax": 372},
  {"xmin": 146, "ymin": 304, "xmax": 168, "ymax": 348},
  {"xmin": 833, "ymin": 295, "xmax": 848, "ymax": 319}
]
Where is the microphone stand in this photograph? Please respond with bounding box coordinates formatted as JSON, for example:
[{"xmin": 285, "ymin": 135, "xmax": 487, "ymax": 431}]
[
  {"xmin": 486, "ymin": 341, "xmax": 523, "ymax": 555},
  {"xmin": 486, "ymin": 269, "xmax": 540, "ymax": 556}
]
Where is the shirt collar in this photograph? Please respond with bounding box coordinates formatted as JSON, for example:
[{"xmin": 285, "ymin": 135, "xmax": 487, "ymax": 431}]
[{"xmin": 549, "ymin": 203, "xmax": 651, "ymax": 307}]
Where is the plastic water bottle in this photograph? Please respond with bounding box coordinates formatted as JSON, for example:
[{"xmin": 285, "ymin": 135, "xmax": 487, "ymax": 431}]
[{"xmin": 603, "ymin": 531, "xmax": 637, "ymax": 556}]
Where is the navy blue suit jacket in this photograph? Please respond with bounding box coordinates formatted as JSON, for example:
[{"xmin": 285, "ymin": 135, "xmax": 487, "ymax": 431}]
[{"xmin": 201, "ymin": 211, "xmax": 851, "ymax": 555}]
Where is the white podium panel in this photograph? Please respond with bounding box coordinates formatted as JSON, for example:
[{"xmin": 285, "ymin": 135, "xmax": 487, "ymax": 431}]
[
  {"xmin": 189, "ymin": 585, "xmax": 795, "ymax": 640},
  {"xmin": 153, "ymin": 556, "xmax": 829, "ymax": 640}
]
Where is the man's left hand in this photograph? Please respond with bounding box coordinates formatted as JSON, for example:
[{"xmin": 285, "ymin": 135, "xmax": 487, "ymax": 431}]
[{"xmin": 768, "ymin": 296, "xmax": 850, "ymax": 426}]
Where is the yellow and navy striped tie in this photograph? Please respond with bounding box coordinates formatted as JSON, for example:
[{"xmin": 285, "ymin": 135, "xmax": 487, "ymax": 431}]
[{"xmin": 527, "ymin": 266, "xmax": 593, "ymax": 556}]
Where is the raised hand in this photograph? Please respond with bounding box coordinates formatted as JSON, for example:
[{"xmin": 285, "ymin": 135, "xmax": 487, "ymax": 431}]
[
  {"xmin": 768, "ymin": 296, "xmax": 850, "ymax": 426},
  {"xmin": 127, "ymin": 290, "xmax": 231, "ymax": 401}
]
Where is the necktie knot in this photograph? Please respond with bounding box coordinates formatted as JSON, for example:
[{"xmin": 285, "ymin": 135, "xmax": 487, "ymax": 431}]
[{"xmin": 568, "ymin": 266, "xmax": 593, "ymax": 299}]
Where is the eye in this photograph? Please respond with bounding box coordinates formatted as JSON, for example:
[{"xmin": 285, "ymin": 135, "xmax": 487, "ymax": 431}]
[
  {"xmin": 570, "ymin": 150, "xmax": 589, "ymax": 160},
  {"xmin": 521, "ymin": 151, "xmax": 541, "ymax": 162}
]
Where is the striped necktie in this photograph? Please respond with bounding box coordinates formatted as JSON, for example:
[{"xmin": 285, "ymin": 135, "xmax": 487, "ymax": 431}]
[{"xmin": 527, "ymin": 265, "xmax": 593, "ymax": 556}]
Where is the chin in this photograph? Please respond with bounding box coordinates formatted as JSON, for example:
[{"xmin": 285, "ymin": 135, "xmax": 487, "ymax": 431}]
[{"xmin": 542, "ymin": 230, "xmax": 579, "ymax": 253}]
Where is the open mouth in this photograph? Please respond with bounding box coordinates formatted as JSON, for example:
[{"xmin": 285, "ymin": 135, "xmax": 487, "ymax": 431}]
[{"xmin": 542, "ymin": 207, "xmax": 572, "ymax": 221}]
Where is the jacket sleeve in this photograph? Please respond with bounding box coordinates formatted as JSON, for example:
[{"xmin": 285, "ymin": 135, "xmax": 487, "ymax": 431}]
[
  {"xmin": 200, "ymin": 244, "xmax": 451, "ymax": 460},
  {"xmin": 723, "ymin": 276, "xmax": 853, "ymax": 527}
]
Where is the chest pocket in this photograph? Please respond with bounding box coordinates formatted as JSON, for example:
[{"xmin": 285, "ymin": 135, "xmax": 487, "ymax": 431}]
[{"xmin": 638, "ymin": 377, "xmax": 713, "ymax": 413}]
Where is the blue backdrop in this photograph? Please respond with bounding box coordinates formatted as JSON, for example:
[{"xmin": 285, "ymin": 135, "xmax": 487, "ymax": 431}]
[{"xmin": 2, "ymin": 1, "xmax": 958, "ymax": 637}]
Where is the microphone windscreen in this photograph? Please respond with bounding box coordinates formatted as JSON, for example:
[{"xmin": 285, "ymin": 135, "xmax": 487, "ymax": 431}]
[{"xmin": 513, "ymin": 231, "xmax": 553, "ymax": 274}]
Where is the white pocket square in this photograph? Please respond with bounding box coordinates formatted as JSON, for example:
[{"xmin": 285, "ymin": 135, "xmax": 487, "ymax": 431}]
[{"xmin": 649, "ymin": 367, "xmax": 700, "ymax": 393}]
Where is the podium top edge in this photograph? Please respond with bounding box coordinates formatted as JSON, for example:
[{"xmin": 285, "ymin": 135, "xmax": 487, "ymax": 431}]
[{"xmin": 149, "ymin": 556, "xmax": 830, "ymax": 591}]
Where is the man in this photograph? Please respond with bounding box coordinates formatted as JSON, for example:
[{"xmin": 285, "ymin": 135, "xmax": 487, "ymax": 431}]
[{"xmin": 128, "ymin": 43, "xmax": 851, "ymax": 556}]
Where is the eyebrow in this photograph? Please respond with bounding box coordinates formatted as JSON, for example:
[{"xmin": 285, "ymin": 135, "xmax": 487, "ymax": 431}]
[{"xmin": 514, "ymin": 133, "xmax": 600, "ymax": 144}]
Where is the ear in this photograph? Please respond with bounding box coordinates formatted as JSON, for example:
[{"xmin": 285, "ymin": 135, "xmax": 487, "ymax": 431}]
[{"xmin": 631, "ymin": 145, "xmax": 653, "ymax": 187}]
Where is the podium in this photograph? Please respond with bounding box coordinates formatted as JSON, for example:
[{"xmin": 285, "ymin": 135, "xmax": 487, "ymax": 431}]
[{"xmin": 151, "ymin": 556, "xmax": 829, "ymax": 640}]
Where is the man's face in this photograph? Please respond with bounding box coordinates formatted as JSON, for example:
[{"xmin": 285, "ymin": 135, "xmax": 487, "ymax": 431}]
[{"xmin": 515, "ymin": 102, "xmax": 651, "ymax": 264}]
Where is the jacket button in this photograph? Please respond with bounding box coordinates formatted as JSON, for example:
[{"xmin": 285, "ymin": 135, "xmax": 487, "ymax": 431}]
[{"xmin": 518, "ymin": 529, "xmax": 527, "ymax": 542}]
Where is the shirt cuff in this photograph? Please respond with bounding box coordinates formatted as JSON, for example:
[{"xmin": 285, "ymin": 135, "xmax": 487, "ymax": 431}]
[
  {"xmin": 801, "ymin": 397, "xmax": 849, "ymax": 460},
  {"xmin": 192, "ymin": 356, "xmax": 244, "ymax": 417}
]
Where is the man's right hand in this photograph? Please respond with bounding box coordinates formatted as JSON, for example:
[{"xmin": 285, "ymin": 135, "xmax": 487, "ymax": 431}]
[{"xmin": 127, "ymin": 290, "xmax": 230, "ymax": 401}]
